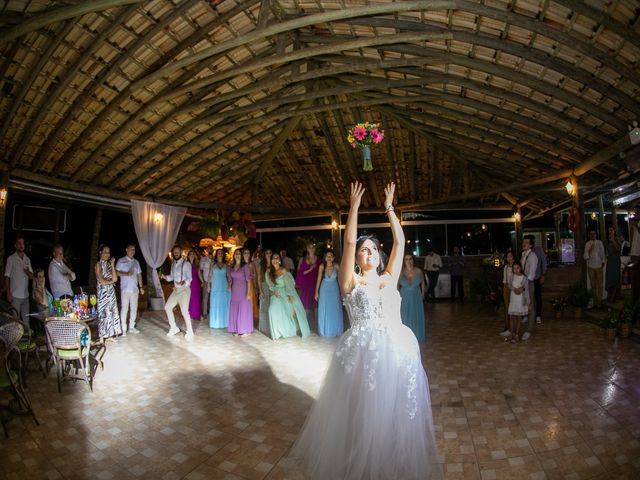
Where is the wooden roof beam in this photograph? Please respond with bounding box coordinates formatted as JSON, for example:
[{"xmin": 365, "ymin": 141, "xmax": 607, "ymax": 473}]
[
  {"xmin": 132, "ymin": 0, "xmax": 456, "ymax": 89},
  {"xmin": 0, "ymin": 0, "xmax": 145, "ymax": 45}
]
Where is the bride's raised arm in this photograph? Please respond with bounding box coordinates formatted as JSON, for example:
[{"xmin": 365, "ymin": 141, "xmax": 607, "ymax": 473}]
[
  {"xmin": 339, "ymin": 181, "xmax": 365, "ymax": 295},
  {"xmin": 383, "ymin": 182, "xmax": 405, "ymax": 282}
]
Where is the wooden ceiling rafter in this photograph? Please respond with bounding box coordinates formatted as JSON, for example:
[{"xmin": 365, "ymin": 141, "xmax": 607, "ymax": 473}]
[
  {"xmin": 333, "ymin": 17, "xmax": 640, "ymax": 118},
  {"xmin": 0, "ymin": 20, "xmax": 74, "ymax": 146},
  {"xmin": 8, "ymin": 3, "xmax": 141, "ymax": 164},
  {"xmin": 0, "ymin": 0, "xmax": 145, "ymax": 45},
  {"xmin": 132, "ymin": 0, "xmax": 456, "ymax": 89},
  {"xmin": 358, "ymin": 89, "xmax": 576, "ymax": 166}
]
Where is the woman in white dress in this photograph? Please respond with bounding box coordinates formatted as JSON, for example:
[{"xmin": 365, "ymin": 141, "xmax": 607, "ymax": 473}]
[{"xmin": 289, "ymin": 181, "xmax": 441, "ymax": 479}]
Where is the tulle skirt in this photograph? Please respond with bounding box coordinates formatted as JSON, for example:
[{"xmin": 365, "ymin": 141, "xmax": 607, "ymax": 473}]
[{"xmin": 289, "ymin": 323, "xmax": 442, "ymax": 479}]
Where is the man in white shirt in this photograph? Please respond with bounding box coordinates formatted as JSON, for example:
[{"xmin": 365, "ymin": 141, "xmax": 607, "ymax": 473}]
[
  {"xmin": 199, "ymin": 246, "xmax": 213, "ymax": 320},
  {"xmin": 116, "ymin": 244, "xmax": 144, "ymax": 335},
  {"xmin": 423, "ymin": 250, "xmax": 442, "ymax": 301},
  {"xmin": 280, "ymin": 249, "xmax": 295, "ymax": 273},
  {"xmin": 520, "ymin": 235, "xmax": 538, "ymax": 341},
  {"xmin": 584, "ymin": 230, "xmax": 606, "ymax": 308},
  {"xmin": 4, "ymin": 235, "xmax": 34, "ymax": 328},
  {"xmin": 162, "ymin": 245, "xmax": 194, "ymax": 341},
  {"xmin": 48, "ymin": 244, "xmax": 76, "ymax": 299}
]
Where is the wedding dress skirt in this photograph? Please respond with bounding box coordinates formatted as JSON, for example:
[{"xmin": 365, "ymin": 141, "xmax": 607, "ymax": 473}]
[{"xmin": 289, "ymin": 281, "xmax": 441, "ymax": 479}]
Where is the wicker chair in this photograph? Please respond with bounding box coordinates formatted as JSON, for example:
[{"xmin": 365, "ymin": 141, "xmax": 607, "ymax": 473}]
[
  {"xmin": 0, "ymin": 320, "xmax": 40, "ymax": 437},
  {"xmin": 44, "ymin": 318, "xmax": 93, "ymax": 392}
]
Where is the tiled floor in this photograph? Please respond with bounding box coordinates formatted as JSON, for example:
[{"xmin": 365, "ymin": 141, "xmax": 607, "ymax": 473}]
[{"xmin": 1, "ymin": 303, "xmax": 640, "ymax": 479}]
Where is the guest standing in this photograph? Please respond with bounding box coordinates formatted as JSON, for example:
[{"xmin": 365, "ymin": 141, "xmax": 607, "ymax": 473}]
[
  {"xmin": 162, "ymin": 245, "xmax": 195, "ymax": 341},
  {"xmin": 314, "ymin": 250, "xmax": 343, "ymax": 337},
  {"xmin": 280, "ymin": 249, "xmax": 295, "ymax": 273},
  {"xmin": 4, "ymin": 235, "xmax": 34, "ymax": 328},
  {"xmin": 520, "ymin": 236, "xmax": 538, "ymax": 341},
  {"xmin": 258, "ymin": 249, "xmax": 273, "ymax": 336},
  {"xmin": 296, "ymin": 243, "xmax": 321, "ymax": 328},
  {"xmin": 399, "ymin": 253, "xmax": 426, "ymax": 342},
  {"xmin": 584, "ymin": 230, "xmax": 605, "ymax": 309},
  {"xmin": 208, "ymin": 249, "xmax": 231, "ymax": 328},
  {"xmin": 423, "ymin": 249, "xmax": 442, "ymax": 301},
  {"xmin": 95, "ymin": 245, "xmax": 122, "ymax": 342},
  {"xmin": 267, "ymin": 253, "xmax": 310, "ymax": 339},
  {"xmin": 48, "ymin": 244, "xmax": 76, "ymax": 299},
  {"xmin": 529, "ymin": 235, "xmax": 547, "ymax": 325},
  {"xmin": 33, "ymin": 268, "xmax": 53, "ymax": 314},
  {"xmin": 605, "ymin": 226, "xmax": 621, "ymax": 304},
  {"xmin": 500, "ymin": 250, "xmax": 515, "ymax": 337},
  {"xmin": 228, "ymin": 249, "xmax": 253, "ymax": 336},
  {"xmin": 450, "ymin": 246, "xmax": 465, "ymax": 302},
  {"xmin": 199, "ymin": 247, "xmax": 213, "ymax": 321},
  {"xmin": 115, "ymin": 243, "xmax": 143, "ymax": 335},
  {"xmin": 243, "ymin": 248, "xmax": 259, "ymax": 322},
  {"xmin": 507, "ymin": 261, "xmax": 529, "ymax": 343},
  {"xmin": 188, "ymin": 250, "xmax": 202, "ymax": 323}
]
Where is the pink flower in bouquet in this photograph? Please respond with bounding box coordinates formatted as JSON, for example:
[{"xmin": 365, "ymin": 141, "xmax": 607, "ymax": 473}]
[
  {"xmin": 353, "ymin": 126, "xmax": 367, "ymax": 140},
  {"xmin": 370, "ymin": 129, "xmax": 384, "ymax": 144}
]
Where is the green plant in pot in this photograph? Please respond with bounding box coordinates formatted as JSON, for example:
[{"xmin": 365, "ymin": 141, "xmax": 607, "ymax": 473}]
[
  {"xmin": 619, "ymin": 297, "xmax": 637, "ymax": 338},
  {"xmin": 568, "ymin": 282, "xmax": 589, "ymax": 318},
  {"xmin": 603, "ymin": 308, "xmax": 619, "ymax": 340}
]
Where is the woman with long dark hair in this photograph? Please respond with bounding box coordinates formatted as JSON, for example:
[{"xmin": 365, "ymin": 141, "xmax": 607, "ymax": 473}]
[
  {"xmin": 266, "ymin": 252, "xmax": 310, "ymax": 339},
  {"xmin": 208, "ymin": 249, "xmax": 231, "ymax": 328},
  {"xmin": 228, "ymin": 248, "xmax": 253, "ymax": 336},
  {"xmin": 289, "ymin": 182, "xmax": 441, "ymax": 479}
]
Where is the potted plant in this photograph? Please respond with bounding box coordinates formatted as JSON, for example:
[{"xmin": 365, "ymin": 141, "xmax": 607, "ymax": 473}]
[
  {"xmin": 619, "ymin": 297, "xmax": 637, "ymax": 338},
  {"xmin": 146, "ymin": 283, "xmax": 164, "ymax": 311},
  {"xmin": 568, "ymin": 282, "xmax": 589, "ymax": 319},
  {"xmin": 603, "ymin": 308, "xmax": 619, "ymax": 340},
  {"xmin": 551, "ymin": 296, "xmax": 567, "ymax": 319}
]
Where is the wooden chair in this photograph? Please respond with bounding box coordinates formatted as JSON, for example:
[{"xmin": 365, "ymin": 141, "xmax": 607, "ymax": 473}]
[
  {"xmin": 0, "ymin": 321, "xmax": 40, "ymax": 437},
  {"xmin": 44, "ymin": 318, "xmax": 93, "ymax": 392}
]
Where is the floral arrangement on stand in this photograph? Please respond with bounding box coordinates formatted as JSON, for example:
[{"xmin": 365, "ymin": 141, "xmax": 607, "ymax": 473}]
[
  {"xmin": 187, "ymin": 210, "xmax": 256, "ymax": 247},
  {"xmin": 551, "ymin": 296, "xmax": 567, "ymax": 318},
  {"xmin": 346, "ymin": 122, "xmax": 385, "ymax": 171}
]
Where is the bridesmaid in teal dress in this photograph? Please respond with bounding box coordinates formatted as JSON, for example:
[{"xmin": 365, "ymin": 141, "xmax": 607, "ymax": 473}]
[
  {"xmin": 208, "ymin": 249, "xmax": 231, "ymax": 328},
  {"xmin": 314, "ymin": 250, "xmax": 344, "ymax": 337},
  {"xmin": 266, "ymin": 253, "xmax": 310, "ymax": 340},
  {"xmin": 398, "ymin": 253, "xmax": 426, "ymax": 342}
]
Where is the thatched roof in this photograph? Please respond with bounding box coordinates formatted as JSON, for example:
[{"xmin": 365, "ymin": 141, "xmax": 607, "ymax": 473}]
[{"xmin": 1, "ymin": 0, "xmax": 639, "ymax": 218}]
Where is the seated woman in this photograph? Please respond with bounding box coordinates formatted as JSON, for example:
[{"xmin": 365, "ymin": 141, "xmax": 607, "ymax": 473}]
[
  {"xmin": 33, "ymin": 268, "xmax": 53, "ymax": 313},
  {"xmin": 266, "ymin": 252, "xmax": 310, "ymax": 340}
]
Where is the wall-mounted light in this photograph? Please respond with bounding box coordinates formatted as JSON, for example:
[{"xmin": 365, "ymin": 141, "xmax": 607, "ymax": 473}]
[
  {"xmin": 153, "ymin": 212, "xmax": 163, "ymax": 223},
  {"xmin": 0, "ymin": 186, "xmax": 7, "ymax": 208},
  {"xmin": 591, "ymin": 212, "xmax": 597, "ymax": 220},
  {"xmin": 513, "ymin": 211, "xmax": 522, "ymax": 222},
  {"xmin": 565, "ymin": 176, "xmax": 577, "ymax": 196},
  {"xmin": 331, "ymin": 220, "xmax": 338, "ymax": 230}
]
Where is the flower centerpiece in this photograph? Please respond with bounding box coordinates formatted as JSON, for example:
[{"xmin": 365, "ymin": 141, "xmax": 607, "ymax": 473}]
[{"xmin": 347, "ymin": 122, "xmax": 385, "ymax": 171}]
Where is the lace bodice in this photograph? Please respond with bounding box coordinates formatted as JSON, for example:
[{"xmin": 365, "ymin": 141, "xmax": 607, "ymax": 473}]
[{"xmin": 343, "ymin": 282, "xmax": 403, "ymax": 330}]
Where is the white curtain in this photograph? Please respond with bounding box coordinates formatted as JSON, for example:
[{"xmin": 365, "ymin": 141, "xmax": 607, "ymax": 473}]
[{"xmin": 131, "ymin": 200, "xmax": 186, "ymax": 304}]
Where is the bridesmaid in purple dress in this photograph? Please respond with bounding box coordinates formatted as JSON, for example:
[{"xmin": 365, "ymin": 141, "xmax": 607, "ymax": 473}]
[
  {"xmin": 188, "ymin": 250, "xmax": 202, "ymax": 321},
  {"xmin": 228, "ymin": 248, "xmax": 253, "ymax": 336},
  {"xmin": 295, "ymin": 242, "xmax": 321, "ymax": 328}
]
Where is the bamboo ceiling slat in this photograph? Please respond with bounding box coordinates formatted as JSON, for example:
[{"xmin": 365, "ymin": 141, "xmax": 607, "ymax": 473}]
[{"xmin": 1, "ymin": 0, "xmax": 639, "ymax": 215}]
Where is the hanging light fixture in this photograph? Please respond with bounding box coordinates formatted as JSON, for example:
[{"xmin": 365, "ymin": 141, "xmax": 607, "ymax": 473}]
[{"xmin": 565, "ymin": 176, "xmax": 576, "ymax": 196}]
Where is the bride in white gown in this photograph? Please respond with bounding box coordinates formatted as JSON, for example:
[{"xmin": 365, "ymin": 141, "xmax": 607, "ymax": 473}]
[{"xmin": 289, "ymin": 182, "xmax": 441, "ymax": 479}]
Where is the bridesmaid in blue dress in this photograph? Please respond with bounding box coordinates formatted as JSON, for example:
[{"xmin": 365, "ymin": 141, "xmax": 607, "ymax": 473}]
[
  {"xmin": 208, "ymin": 249, "xmax": 231, "ymax": 328},
  {"xmin": 315, "ymin": 250, "xmax": 344, "ymax": 337},
  {"xmin": 398, "ymin": 253, "xmax": 426, "ymax": 342}
]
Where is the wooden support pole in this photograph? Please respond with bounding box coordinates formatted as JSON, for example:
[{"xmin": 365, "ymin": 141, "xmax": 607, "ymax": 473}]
[
  {"xmin": 515, "ymin": 208, "xmax": 523, "ymax": 254},
  {"xmin": 573, "ymin": 179, "xmax": 586, "ymax": 285},
  {"xmin": 88, "ymin": 208, "xmax": 103, "ymax": 291},
  {"xmin": 0, "ymin": 169, "xmax": 9, "ymax": 290},
  {"xmin": 597, "ymin": 194, "xmax": 606, "ymax": 241},
  {"xmin": 331, "ymin": 211, "xmax": 342, "ymax": 260}
]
